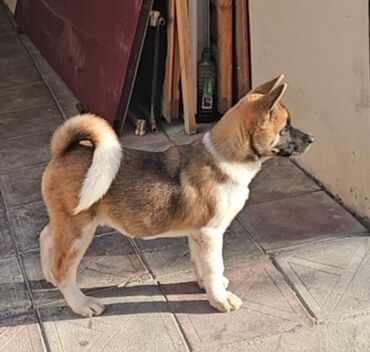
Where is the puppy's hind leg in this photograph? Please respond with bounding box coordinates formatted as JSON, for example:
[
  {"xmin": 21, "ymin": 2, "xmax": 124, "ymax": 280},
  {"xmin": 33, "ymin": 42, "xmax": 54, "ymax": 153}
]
[
  {"xmin": 40, "ymin": 223, "xmax": 57, "ymax": 286},
  {"xmin": 52, "ymin": 220, "xmax": 105, "ymax": 317}
]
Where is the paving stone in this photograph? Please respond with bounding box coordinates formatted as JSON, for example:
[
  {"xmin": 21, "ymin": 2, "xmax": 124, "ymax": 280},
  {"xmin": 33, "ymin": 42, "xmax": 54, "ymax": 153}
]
[
  {"xmin": 248, "ymin": 158, "xmax": 321, "ymax": 204},
  {"xmin": 0, "ymin": 131, "xmax": 51, "ymax": 172},
  {"xmin": 121, "ymin": 122, "xmax": 172, "ymax": 149},
  {"xmin": 135, "ymin": 219, "xmax": 246, "ymax": 253},
  {"xmin": 22, "ymin": 233, "xmax": 149, "ymax": 307},
  {"xmin": 140, "ymin": 228, "xmax": 262, "ymax": 278},
  {"xmin": 0, "ymin": 82, "xmax": 54, "ymax": 114},
  {"xmin": 0, "ymin": 211, "xmax": 16, "ymax": 258},
  {"xmin": 276, "ymin": 235, "xmax": 370, "ymax": 320},
  {"xmin": 0, "ymin": 19, "xmax": 14, "ymax": 35},
  {"xmin": 0, "ymin": 5, "xmax": 8, "ymax": 22},
  {"xmin": 214, "ymin": 314, "xmax": 370, "ymax": 352},
  {"xmin": 47, "ymin": 77, "xmax": 77, "ymax": 102},
  {"xmin": 8, "ymin": 201, "xmax": 47, "ymax": 253},
  {"xmin": 0, "ymin": 64, "xmax": 41, "ymax": 89},
  {"xmin": 159, "ymin": 118, "xmax": 214, "ymax": 145},
  {"xmin": 0, "ymin": 164, "xmax": 44, "ymax": 208},
  {"xmin": 0, "ymin": 33, "xmax": 31, "ymax": 68},
  {"xmin": 0, "ymin": 313, "xmax": 47, "ymax": 352},
  {"xmin": 18, "ymin": 34, "xmax": 38, "ymax": 53},
  {"xmin": 58, "ymin": 98, "xmax": 80, "ymax": 118},
  {"xmin": 8, "ymin": 201, "xmax": 114, "ymax": 254},
  {"xmin": 38, "ymin": 285, "xmax": 188, "ymax": 352},
  {"xmin": 0, "ymin": 192, "xmax": 4, "ymax": 212},
  {"xmin": 161, "ymin": 259, "xmax": 311, "ymax": 350},
  {"xmin": 0, "ymin": 256, "xmax": 31, "ymax": 317},
  {"xmin": 238, "ymin": 191, "xmax": 367, "ymax": 251},
  {"xmin": 28, "ymin": 51, "xmax": 59, "ymax": 79},
  {"xmin": 0, "ymin": 104, "xmax": 63, "ymax": 141}
]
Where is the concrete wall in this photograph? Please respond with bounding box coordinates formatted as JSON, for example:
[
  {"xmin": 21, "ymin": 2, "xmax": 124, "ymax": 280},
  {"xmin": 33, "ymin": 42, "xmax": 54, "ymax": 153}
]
[{"xmin": 249, "ymin": 0, "xmax": 370, "ymax": 222}]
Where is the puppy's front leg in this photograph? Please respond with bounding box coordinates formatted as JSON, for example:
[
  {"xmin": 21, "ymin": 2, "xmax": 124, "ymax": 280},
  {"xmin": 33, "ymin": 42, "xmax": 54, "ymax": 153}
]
[{"xmin": 191, "ymin": 229, "xmax": 242, "ymax": 312}]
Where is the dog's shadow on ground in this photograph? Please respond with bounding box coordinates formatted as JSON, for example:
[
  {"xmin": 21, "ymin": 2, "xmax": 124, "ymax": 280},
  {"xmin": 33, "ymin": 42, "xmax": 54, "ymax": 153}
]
[{"xmin": 24, "ymin": 280, "xmax": 221, "ymax": 323}]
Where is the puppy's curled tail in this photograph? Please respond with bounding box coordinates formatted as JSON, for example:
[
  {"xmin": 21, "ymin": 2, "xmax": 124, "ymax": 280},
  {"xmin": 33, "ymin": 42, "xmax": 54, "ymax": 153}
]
[{"xmin": 51, "ymin": 113, "xmax": 122, "ymax": 214}]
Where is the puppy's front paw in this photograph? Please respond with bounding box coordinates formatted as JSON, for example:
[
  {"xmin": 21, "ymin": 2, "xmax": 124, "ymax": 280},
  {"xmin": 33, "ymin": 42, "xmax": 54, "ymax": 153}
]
[
  {"xmin": 208, "ymin": 291, "xmax": 242, "ymax": 312},
  {"xmin": 71, "ymin": 296, "xmax": 105, "ymax": 317}
]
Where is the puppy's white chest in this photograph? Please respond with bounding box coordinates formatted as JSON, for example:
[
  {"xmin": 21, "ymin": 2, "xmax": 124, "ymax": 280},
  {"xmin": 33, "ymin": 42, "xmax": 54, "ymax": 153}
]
[
  {"xmin": 212, "ymin": 165, "xmax": 259, "ymax": 229},
  {"xmin": 217, "ymin": 179, "xmax": 250, "ymax": 216}
]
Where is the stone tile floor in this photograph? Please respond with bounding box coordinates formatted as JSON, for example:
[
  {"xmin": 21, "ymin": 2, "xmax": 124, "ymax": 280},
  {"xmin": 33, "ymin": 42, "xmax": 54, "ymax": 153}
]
[{"xmin": 1, "ymin": 3, "xmax": 370, "ymax": 351}]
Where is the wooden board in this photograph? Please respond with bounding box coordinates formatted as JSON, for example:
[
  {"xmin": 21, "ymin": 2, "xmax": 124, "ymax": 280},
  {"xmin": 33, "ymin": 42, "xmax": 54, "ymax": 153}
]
[
  {"xmin": 161, "ymin": 0, "xmax": 176, "ymax": 122},
  {"xmin": 214, "ymin": 0, "xmax": 233, "ymax": 114},
  {"xmin": 172, "ymin": 27, "xmax": 180, "ymax": 119},
  {"xmin": 235, "ymin": 0, "xmax": 251, "ymax": 99},
  {"xmin": 175, "ymin": 0, "xmax": 196, "ymax": 134}
]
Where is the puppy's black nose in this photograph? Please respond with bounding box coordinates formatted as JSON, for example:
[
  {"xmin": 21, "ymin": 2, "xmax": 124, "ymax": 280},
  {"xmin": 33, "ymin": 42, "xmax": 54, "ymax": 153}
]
[{"xmin": 305, "ymin": 134, "xmax": 314, "ymax": 144}]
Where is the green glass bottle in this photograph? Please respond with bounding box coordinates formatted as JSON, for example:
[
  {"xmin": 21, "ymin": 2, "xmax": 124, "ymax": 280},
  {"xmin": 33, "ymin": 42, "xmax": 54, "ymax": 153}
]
[{"xmin": 197, "ymin": 47, "xmax": 217, "ymax": 122}]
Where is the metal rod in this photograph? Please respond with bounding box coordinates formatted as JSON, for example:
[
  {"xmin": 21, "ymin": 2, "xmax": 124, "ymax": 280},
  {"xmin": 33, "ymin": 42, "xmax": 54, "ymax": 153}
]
[{"xmin": 149, "ymin": 11, "xmax": 165, "ymax": 133}]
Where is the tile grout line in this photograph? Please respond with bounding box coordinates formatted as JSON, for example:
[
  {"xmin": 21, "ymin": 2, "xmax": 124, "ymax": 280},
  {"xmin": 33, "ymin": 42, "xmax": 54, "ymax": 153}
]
[
  {"xmin": 15, "ymin": 31, "xmax": 69, "ymax": 121},
  {"xmin": 292, "ymin": 159, "xmax": 370, "ymax": 231},
  {"xmin": 2, "ymin": 10, "xmax": 53, "ymax": 350},
  {"xmin": 156, "ymin": 281, "xmax": 193, "ymax": 352},
  {"xmin": 129, "ymin": 237, "xmax": 192, "ymax": 350},
  {"xmin": 269, "ymin": 254, "xmax": 318, "ymax": 322},
  {"xmin": 0, "ymin": 128, "xmax": 54, "ymax": 144}
]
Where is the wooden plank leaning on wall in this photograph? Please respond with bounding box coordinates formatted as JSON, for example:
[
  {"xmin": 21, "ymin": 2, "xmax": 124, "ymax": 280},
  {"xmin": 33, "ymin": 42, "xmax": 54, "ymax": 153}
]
[
  {"xmin": 213, "ymin": 0, "xmax": 233, "ymax": 114},
  {"xmin": 235, "ymin": 0, "xmax": 251, "ymax": 99},
  {"xmin": 175, "ymin": 0, "xmax": 197, "ymax": 134}
]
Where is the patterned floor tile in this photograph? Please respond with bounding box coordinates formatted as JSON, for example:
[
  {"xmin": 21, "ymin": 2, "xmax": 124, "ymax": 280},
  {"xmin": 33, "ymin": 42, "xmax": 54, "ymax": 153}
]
[
  {"xmin": 0, "ymin": 131, "xmax": 51, "ymax": 172},
  {"xmin": 0, "ymin": 164, "xmax": 44, "ymax": 208},
  {"xmin": 238, "ymin": 191, "xmax": 366, "ymax": 251},
  {"xmin": 47, "ymin": 77, "xmax": 77, "ymax": 102},
  {"xmin": 0, "ymin": 192, "xmax": 4, "ymax": 212},
  {"xmin": 8, "ymin": 200, "xmax": 117, "ymax": 254},
  {"xmin": 0, "ymin": 313, "xmax": 46, "ymax": 352},
  {"xmin": 0, "ymin": 33, "xmax": 31, "ymax": 68},
  {"xmin": 0, "ymin": 257, "xmax": 30, "ymax": 317},
  {"xmin": 22, "ymin": 233, "xmax": 149, "ymax": 307},
  {"xmin": 276, "ymin": 235, "xmax": 370, "ymax": 320},
  {"xmin": 135, "ymin": 219, "xmax": 246, "ymax": 253},
  {"xmin": 0, "ymin": 105, "xmax": 63, "ymax": 141},
  {"xmin": 38, "ymin": 285, "xmax": 188, "ymax": 352},
  {"xmin": 248, "ymin": 158, "xmax": 320, "ymax": 204},
  {"xmin": 0, "ymin": 212, "xmax": 16, "ymax": 258},
  {"xmin": 0, "ymin": 82, "xmax": 54, "ymax": 114},
  {"xmin": 161, "ymin": 259, "xmax": 311, "ymax": 350},
  {"xmin": 28, "ymin": 50, "xmax": 59, "ymax": 80},
  {"xmin": 8, "ymin": 201, "xmax": 47, "ymax": 253},
  {"xmin": 58, "ymin": 98, "xmax": 80, "ymax": 118},
  {"xmin": 0, "ymin": 64, "xmax": 41, "ymax": 89},
  {"xmin": 139, "ymin": 228, "xmax": 262, "ymax": 278}
]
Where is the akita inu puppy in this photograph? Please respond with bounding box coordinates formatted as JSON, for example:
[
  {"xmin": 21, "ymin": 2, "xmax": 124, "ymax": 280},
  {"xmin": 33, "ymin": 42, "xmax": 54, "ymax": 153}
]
[{"xmin": 40, "ymin": 74, "xmax": 313, "ymax": 317}]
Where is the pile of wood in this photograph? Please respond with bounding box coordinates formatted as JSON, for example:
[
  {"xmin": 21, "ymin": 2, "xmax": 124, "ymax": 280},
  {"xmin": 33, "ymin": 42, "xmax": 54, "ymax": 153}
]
[{"xmin": 161, "ymin": 0, "xmax": 251, "ymax": 135}]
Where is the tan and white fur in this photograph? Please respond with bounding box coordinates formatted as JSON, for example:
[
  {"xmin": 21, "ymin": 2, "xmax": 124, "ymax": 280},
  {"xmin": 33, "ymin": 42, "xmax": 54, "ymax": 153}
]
[{"xmin": 40, "ymin": 75, "xmax": 313, "ymax": 317}]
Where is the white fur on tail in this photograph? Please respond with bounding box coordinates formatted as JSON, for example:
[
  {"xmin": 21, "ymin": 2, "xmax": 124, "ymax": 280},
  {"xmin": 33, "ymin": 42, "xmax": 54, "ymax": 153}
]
[
  {"xmin": 50, "ymin": 113, "xmax": 122, "ymax": 214},
  {"xmin": 73, "ymin": 115, "xmax": 121, "ymax": 214}
]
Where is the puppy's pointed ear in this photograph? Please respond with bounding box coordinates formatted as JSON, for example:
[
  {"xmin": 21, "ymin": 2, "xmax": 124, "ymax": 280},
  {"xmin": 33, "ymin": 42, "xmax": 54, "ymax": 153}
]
[
  {"xmin": 249, "ymin": 74, "xmax": 285, "ymax": 95},
  {"xmin": 256, "ymin": 84, "xmax": 287, "ymax": 112}
]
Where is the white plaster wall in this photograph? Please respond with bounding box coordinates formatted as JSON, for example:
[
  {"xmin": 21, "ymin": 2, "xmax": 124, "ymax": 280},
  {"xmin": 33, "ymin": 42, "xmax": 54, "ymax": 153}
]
[{"xmin": 249, "ymin": 0, "xmax": 370, "ymax": 221}]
